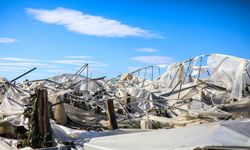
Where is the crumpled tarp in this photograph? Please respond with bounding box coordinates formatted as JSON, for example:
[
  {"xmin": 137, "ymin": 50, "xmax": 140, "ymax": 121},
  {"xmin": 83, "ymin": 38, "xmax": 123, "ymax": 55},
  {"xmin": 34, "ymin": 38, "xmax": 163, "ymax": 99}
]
[
  {"xmin": 0, "ymin": 79, "xmax": 29, "ymax": 127},
  {"xmin": 207, "ymin": 54, "xmax": 250, "ymax": 99},
  {"xmin": 0, "ymin": 53, "xmax": 250, "ymax": 150},
  {"xmin": 83, "ymin": 119, "xmax": 250, "ymax": 150},
  {"xmin": 51, "ymin": 119, "xmax": 148, "ymax": 143}
]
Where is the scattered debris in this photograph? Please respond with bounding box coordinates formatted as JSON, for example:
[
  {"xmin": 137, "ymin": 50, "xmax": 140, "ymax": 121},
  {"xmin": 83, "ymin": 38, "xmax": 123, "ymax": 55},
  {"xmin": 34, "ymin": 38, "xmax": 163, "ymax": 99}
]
[{"xmin": 0, "ymin": 54, "xmax": 249, "ymax": 149}]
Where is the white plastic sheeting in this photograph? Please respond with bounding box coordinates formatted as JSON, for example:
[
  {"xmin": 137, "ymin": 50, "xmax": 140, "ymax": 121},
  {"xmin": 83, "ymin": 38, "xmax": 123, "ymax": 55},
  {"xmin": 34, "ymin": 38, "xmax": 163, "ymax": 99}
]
[
  {"xmin": 0, "ymin": 54, "xmax": 249, "ymax": 150},
  {"xmin": 51, "ymin": 120, "xmax": 148, "ymax": 143},
  {"xmin": 0, "ymin": 96, "xmax": 27, "ymax": 127},
  {"xmin": 49, "ymin": 74, "xmax": 102, "ymax": 93},
  {"xmin": 0, "ymin": 82, "xmax": 29, "ymax": 127},
  {"xmin": 84, "ymin": 119, "xmax": 250, "ymax": 150},
  {"xmin": 0, "ymin": 137, "xmax": 18, "ymax": 150},
  {"xmin": 207, "ymin": 54, "xmax": 250, "ymax": 99}
]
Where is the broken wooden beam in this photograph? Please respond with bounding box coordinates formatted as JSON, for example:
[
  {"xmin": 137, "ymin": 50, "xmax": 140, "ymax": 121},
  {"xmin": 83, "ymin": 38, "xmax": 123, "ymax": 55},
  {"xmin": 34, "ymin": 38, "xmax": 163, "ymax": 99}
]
[
  {"xmin": 106, "ymin": 99, "xmax": 119, "ymax": 130},
  {"xmin": 95, "ymin": 105, "xmax": 101, "ymax": 114},
  {"xmin": 32, "ymin": 89, "xmax": 53, "ymax": 148},
  {"xmin": 125, "ymin": 93, "xmax": 132, "ymax": 113},
  {"xmin": 217, "ymin": 100, "xmax": 250, "ymax": 113}
]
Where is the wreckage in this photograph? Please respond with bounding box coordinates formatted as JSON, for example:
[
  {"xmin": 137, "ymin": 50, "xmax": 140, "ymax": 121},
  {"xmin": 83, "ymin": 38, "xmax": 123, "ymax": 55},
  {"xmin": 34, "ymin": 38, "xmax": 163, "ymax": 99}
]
[{"xmin": 0, "ymin": 53, "xmax": 249, "ymax": 149}]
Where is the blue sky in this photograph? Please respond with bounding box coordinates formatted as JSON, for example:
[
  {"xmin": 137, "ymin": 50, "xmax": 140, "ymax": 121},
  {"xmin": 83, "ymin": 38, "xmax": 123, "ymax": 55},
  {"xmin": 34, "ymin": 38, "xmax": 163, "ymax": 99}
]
[{"xmin": 0, "ymin": 0, "xmax": 250, "ymax": 81}]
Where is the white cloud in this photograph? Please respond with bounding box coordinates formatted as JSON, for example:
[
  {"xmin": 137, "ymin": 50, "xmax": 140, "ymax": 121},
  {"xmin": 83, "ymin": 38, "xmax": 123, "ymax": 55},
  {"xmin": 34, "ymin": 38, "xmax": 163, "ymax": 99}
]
[
  {"xmin": 49, "ymin": 59, "xmax": 87, "ymax": 65},
  {"xmin": 132, "ymin": 56, "xmax": 174, "ymax": 65},
  {"xmin": 88, "ymin": 63, "xmax": 107, "ymax": 67},
  {"xmin": 136, "ymin": 48, "xmax": 158, "ymax": 53},
  {"xmin": 0, "ymin": 56, "xmax": 107, "ymax": 77},
  {"xmin": 0, "ymin": 62, "xmax": 58, "ymax": 68},
  {"xmin": 0, "ymin": 66, "xmax": 29, "ymax": 70},
  {"xmin": 46, "ymin": 69, "xmax": 69, "ymax": 73},
  {"xmin": 88, "ymin": 67, "xmax": 105, "ymax": 72},
  {"xmin": 0, "ymin": 66, "xmax": 31, "ymax": 72},
  {"xmin": 26, "ymin": 7, "xmax": 161, "ymax": 38},
  {"xmin": 0, "ymin": 57, "xmax": 107, "ymax": 67},
  {"xmin": 64, "ymin": 56, "xmax": 93, "ymax": 59},
  {"xmin": 158, "ymin": 64, "xmax": 168, "ymax": 68},
  {"xmin": 127, "ymin": 67, "xmax": 140, "ymax": 72},
  {"xmin": 49, "ymin": 59, "xmax": 107, "ymax": 67},
  {"xmin": 0, "ymin": 69, "xmax": 24, "ymax": 73},
  {"xmin": 0, "ymin": 37, "xmax": 18, "ymax": 43},
  {"xmin": 0, "ymin": 57, "xmax": 35, "ymax": 62}
]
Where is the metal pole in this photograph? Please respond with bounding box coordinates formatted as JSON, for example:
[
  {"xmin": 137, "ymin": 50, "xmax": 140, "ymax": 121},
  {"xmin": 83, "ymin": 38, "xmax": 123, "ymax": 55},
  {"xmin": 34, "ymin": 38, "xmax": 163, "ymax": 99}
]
[
  {"xmin": 144, "ymin": 68, "xmax": 147, "ymax": 78},
  {"xmin": 86, "ymin": 64, "xmax": 89, "ymax": 92},
  {"xmin": 177, "ymin": 80, "xmax": 183, "ymax": 100},
  {"xmin": 197, "ymin": 56, "xmax": 203, "ymax": 79},
  {"xmin": 169, "ymin": 64, "xmax": 181, "ymax": 87},
  {"xmin": 151, "ymin": 66, "xmax": 153, "ymax": 80},
  {"xmin": 183, "ymin": 60, "xmax": 192, "ymax": 82},
  {"xmin": 10, "ymin": 67, "xmax": 36, "ymax": 83},
  {"xmin": 158, "ymin": 66, "xmax": 161, "ymax": 76}
]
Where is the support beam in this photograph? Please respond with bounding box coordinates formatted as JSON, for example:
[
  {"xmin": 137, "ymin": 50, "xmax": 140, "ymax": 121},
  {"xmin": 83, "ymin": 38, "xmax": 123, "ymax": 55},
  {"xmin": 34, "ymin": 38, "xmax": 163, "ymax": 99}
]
[
  {"xmin": 32, "ymin": 89, "xmax": 53, "ymax": 148},
  {"xmin": 125, "ymin": 93, "xmax": 132, "ymax": 113},
  {"xmin": 95, "ymin": 105, "xmax": 101, "ymax": 114},
  {"xmin": 106, "ymin": 99, "xmax": 118, "ymax": 130}
]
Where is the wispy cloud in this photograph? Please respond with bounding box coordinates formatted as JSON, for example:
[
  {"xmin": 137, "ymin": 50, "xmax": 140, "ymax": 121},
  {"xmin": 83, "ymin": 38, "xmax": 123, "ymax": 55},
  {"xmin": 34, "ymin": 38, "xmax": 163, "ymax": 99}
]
[
  {"xmin": 0, "ymin": 37, "xmax": 18, "ymax": 43},
  {"xmin": 0, "ymin": 69, "xmax": 24, "ymax": 73},
  {"xmin": 45, "ymin": 69, "xmax": 69, "ymax": 73},
  {"xmin": 0, "ymin": 56, "xmax": 107, "ymax": 76},
  {"xmin": 0, "ymin": 57, "xmax": 106, "ymax": 67},
  {"xmin": 0, "ymin": 66, "xmax": 31, "ymax": 72},
  {"xmin": 0, "ymin": 62, "xmax": 58, "ymax": 68},
  {"xmin": 64, "ymin": 56, "xmax": 93, "ymax": 59},
  {"xmin": 158, "ymin": 64, "xmax": 168, "ymax": 68},
  {"xmin": 136, "ymin": 48, "xmax": 158, "ymax": 53},
  {"xmin": 49, "ymin": 59, "xmax": 107, "ymax": 67},
  {"xmin": 0, "ymin": 57, "xmax": 35, "ymax": 62},
  {"xmin": 26, "ymin": 7, "xmax": 161, "ymax": 38},
  {"xmin": 127, "ymin": 67, "xmax": 140, "ymax": 72},
  {"xmin": 0, "ymin": 57, "xmax": 58, "ymax": 69},
  {"xmin": 0, "ymin": 66, "xmax": 29, "ymax": 70},
  {"xmin": 132, "ymin": 56, "xmax": 174, "ymax": 65},
  {"xmin": 49, "ymin": 59, "xmax": 88, "ymax": 65}
]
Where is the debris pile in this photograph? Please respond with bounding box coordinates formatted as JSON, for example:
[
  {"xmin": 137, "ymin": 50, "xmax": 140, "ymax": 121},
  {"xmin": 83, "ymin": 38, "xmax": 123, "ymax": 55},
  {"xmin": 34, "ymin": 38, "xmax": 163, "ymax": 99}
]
[{"xmin": 0, "ymin": 54, "xmax": 249, "ymax": 149}]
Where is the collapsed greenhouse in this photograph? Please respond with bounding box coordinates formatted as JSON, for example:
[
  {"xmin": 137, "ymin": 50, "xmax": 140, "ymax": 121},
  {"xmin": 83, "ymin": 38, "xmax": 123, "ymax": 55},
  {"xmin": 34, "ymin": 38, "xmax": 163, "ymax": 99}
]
[{"xmin": 0, "ymin": 53, "xmax": 250, "ymax": 150}]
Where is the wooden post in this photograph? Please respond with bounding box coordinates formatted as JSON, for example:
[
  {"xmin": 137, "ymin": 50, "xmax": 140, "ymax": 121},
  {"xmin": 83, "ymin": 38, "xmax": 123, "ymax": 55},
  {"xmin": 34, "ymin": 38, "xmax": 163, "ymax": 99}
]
[
  {"xmin": 125, "ymin": 93, "xmax": 132, "ymax": 113},
  {"xmin": 95, "ymin": 105, "xmax": 101, "ymax": 114},
  {"xmin": 32, "ymin": 89, "xmax": 53, "ymax": 148},
  {"xmin": 106, "ymin": 99, "xmax": 118, "ymax": 130}
]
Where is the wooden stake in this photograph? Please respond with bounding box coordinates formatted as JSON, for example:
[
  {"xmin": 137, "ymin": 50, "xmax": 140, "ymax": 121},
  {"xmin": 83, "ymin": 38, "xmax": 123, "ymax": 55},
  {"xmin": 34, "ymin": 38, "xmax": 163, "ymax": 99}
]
[
  {"xmin": 32, "ymin": 89, "xmax": 53, "ymax": 148},
  {"xmin": 95, "ymin": 105, "xmax": 101, "ymax": 114},
  {"xmin": 125, "ymin": 93, "xmax": 132, "ymax": 113},
  {"xmin": 106, "ymin": 99, "xmax": 118, "ymax": 130}
]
